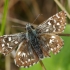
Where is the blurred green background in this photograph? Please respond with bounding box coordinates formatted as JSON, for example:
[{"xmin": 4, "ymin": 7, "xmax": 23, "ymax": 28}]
[{"xmin": 0, "ymin": 0, "xmax": 70, "ymax": 70}]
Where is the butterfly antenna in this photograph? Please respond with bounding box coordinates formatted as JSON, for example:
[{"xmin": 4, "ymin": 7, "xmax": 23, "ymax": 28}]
[{"xmin": 33, "ymin": 14, "xmax": 43, "ymax": 24}]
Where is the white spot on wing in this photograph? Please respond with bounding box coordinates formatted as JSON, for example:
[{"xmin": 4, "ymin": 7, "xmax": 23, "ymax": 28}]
[
  {"xmin": 56, "ymin": 14, "xmax": 60, "ymax": 18},
  {"xmin": 51, "ymin": 48, "xmax": 53, "ymax": 51},
  {"xmin": 19, "ymin": 58, "xmax": 20, "ymax": 60},
  {"xmin": 4, "ymin": 35, "xmax": 7, "ymax": 38},
  {"xmin": 2, "ymin": 44, "xmax": 5, "ymax": 47},
  {"xmin": 8, "ymin": 46, "xmax": 12, "ymax": 49},
  {"xmin": 8, "ymin": 37, "xmax": 11, "ymax": 41},
  {"xmin": 60, "ymin": 20, "xmax": 62, "ymax": 22},
  {"xmin": 21, "ymin": 61, "xmax": 24, "ymax": 64},
  {"xmin": 46, "ymin": 29, "xmax": 49, "ymax": 32},
  {"xmin": 28, "ymin": 59, "xmax": 30, "ymax": 62},
  {"xmin": 48, "ymin": 21, "xmax": 51, "ymax": 25},
  {"xmin": 25, "ymin": 61, "xmax": 28, "ymax": 63},
  {"xmin": 51, "ymin": 36, "xmax": 55, "ymax": 38},
  {"xmin": 3, "ymin": 39, "xmax": 5, "ymax": 42},
  {"xmin": 54, "ymin": 47, "xmax": 56, "ymax": 50},
  {"xmin": 15, "ymin": 41, "xmax": 18, "ymax": 44},
  {"xmin": 21, "ymin": 52, "xmax": 26, "ymax": 57},
  {"xmin": 18, "ymin": 51, "xmax": 21, "ymax": 55},
  {"xmin": 59, "ymin": 26, "xmax": 61, "ymax": 28},
  {"xmin": 49, "ymin": 39, "xmax": 53, "ymax": 44},
  {"xmin": 57, "ymin": 22, "xmax": 60, "ymax": 25},
  {"xmin": 49, "ymin": 17, "xmax": 52, "ymax": 20},
  {"xmin": 7, "ymin": 43, "xmax": 9, "ymax": 46},
  {"xmin": 57, "ymin": 44, "xmax": 60, "ymax": 48},
  {"xmin": 62, "ymin": 17, "xmax": 63, "ymax": 19}
]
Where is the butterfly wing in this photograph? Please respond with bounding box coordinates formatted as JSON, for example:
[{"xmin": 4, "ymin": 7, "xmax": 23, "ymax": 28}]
[
  {"xmin": 39, "ymin": 33, "xmax": 64, "ymax": 55},
  {"xmin": 36, "ymin": 11, "xmax": 66, "ymax": 33},
  {"xmin": 0, "ymin": 32, "xmax": 25, "ymax": 55},
  {"xmin": 14, "ymin": 40, "xmax": 39, "ymax": 68}
]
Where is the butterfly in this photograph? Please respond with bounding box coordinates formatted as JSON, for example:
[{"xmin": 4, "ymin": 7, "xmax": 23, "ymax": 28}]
[{"xmin": 0, "ymin": 11, "xmax": 66, "ymax": 68}]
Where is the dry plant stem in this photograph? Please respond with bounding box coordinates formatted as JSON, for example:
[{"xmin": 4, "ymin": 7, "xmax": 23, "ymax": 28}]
[
  {"xmin": 68, "ymin": 0, "xmax": 70, "ymax": 12},
  {"xmin": 5, "ymin": 23, "xmax": 11, "ymax": 70},
  {"xmin": 39, "ymin": 32, "xmax": 70, "ymax": 37},
  {"xmin": 5, "ymin": 54, "xmax": 10, "ymax": 70},
  {"xmin": 57, "ymin": 33, "xmax": 70, "ymax": 36},
  {"xmin": 31, "ymin": 0, "xmax": 40, "ymax": 15},
  {"xmin": 39, "ymin": 60, "xmax": 46, "ymax": 70},
  {"xmin": 21, "ymin": 0, "xmax": 34, "ymax": 22},
  {"xmin": 11, "ymin": 50, "xmax": 16, "ymax": 58},
  {"xmin": 0, "ymin": 13, "xmax": 37, "ymax": 27},
  {"xmin": 8, "ymin": 0, "xmax": 19, "ymax": 9},
  {"xmin": 54, "ymin": 0, "xmax": 70, "ymax": 19},
  {"xmin": 8, "ymin": 17, "xmax": 37, "ymax": 27}
]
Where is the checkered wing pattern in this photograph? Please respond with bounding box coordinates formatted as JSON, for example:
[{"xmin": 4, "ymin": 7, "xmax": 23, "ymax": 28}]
[
  {"xmin": 14, "ymin": 40, "xmax": 39, "ymax": 68},
  {"xmin": 0, "ymin": 11, "xmax": 66, "ymax": 68},
  {"xmin": 37, "ymin": 11, "xmax": 66, "ymax": 33},
  {"xmin": 0, "ymin": 32, "xmax": 25, "ymax": 55},
  {"xmin": 39, "ymin": 33, "xmax": 64, "ymax": 55}
]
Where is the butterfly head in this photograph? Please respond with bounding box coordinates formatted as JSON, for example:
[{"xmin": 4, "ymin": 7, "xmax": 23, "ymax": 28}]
[{"xmin": 26, "ymin": 23, "xmax": 34, "ymax": 32}]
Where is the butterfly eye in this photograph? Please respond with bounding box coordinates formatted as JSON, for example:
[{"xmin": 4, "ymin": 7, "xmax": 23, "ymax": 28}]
[{"xmin": 31, "ymin": 25, "xmax": 34, "ymax": 29}]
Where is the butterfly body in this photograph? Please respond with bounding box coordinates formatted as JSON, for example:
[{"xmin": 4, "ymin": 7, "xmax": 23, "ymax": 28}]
[{"xmin": 26, "ymin": 24, "xmax": 43, "ymax": 59}]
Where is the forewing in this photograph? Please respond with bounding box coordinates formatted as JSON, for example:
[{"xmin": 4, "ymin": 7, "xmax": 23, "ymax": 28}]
[
  {"xmin": 36, "ymin": 11, "xmax": 66, "ymax": 33},
  {"xmin": 14, "ymin": 40, "xmax": 39, "ymax": 68},
  {"xmin": 39, "ymin": 34, "xmax": 64, "ymax": 55},
  {"xmin": 0, "ymin": 32, "xmax": 25, "ymax": 55}
]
